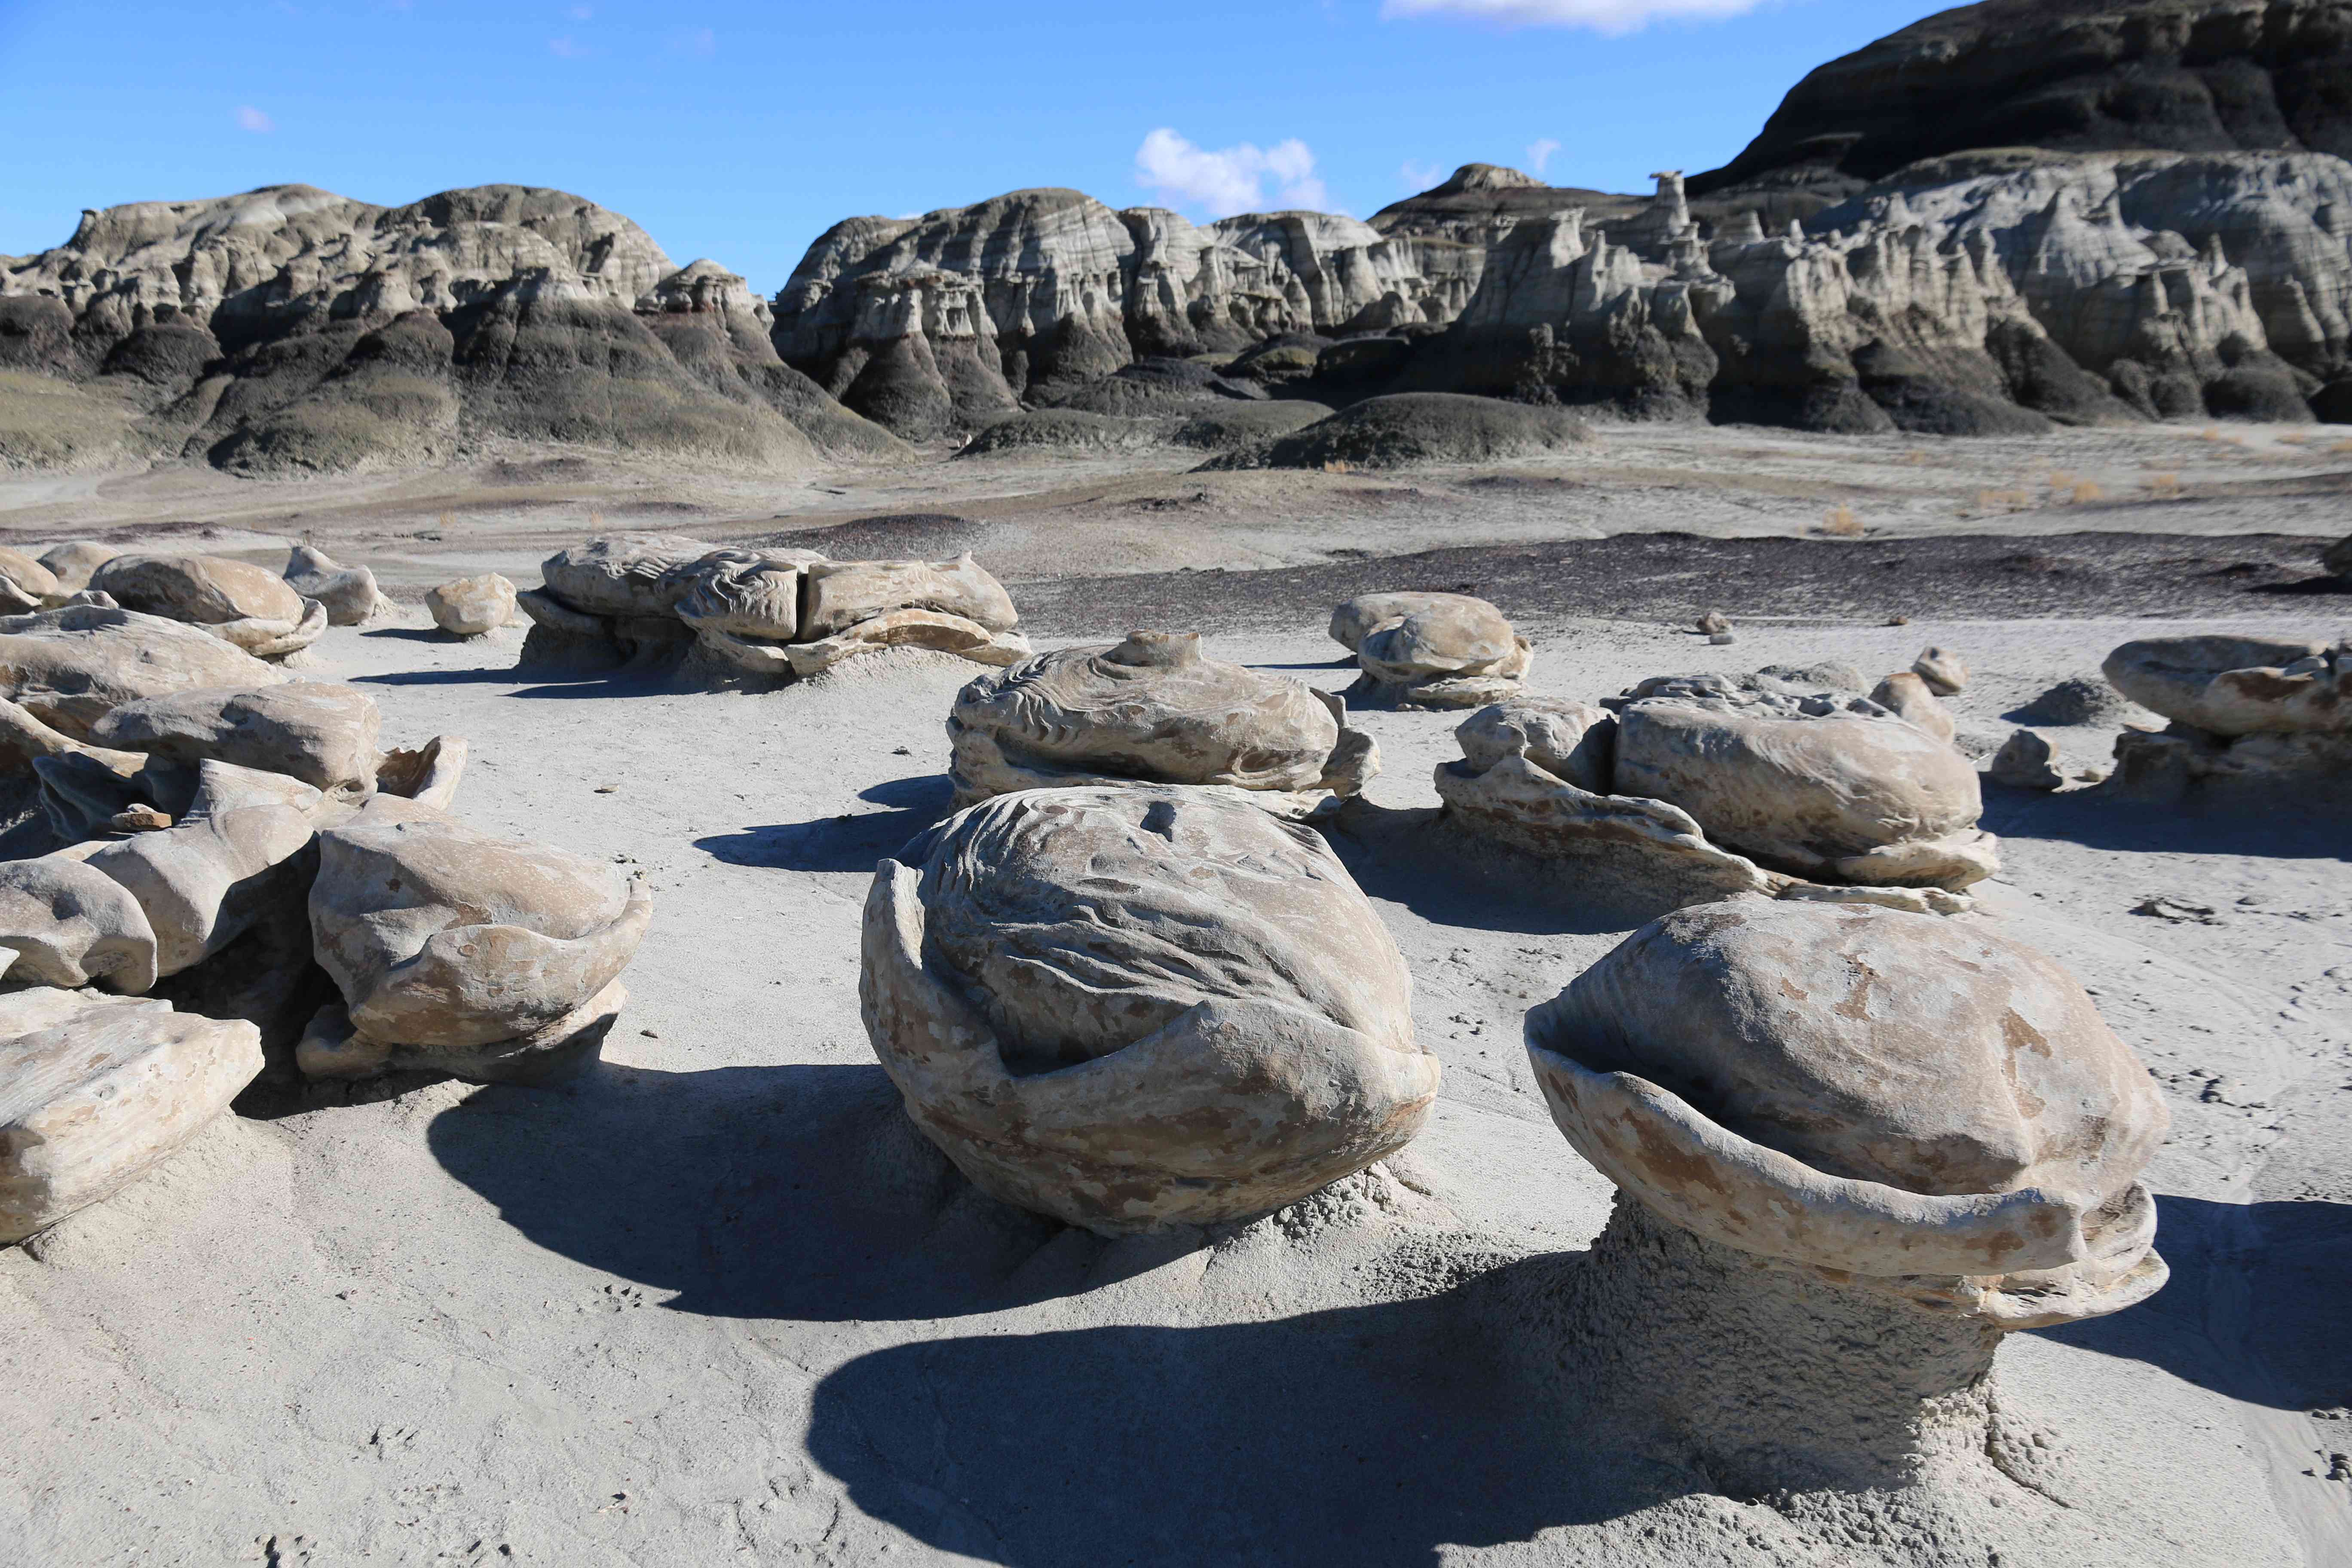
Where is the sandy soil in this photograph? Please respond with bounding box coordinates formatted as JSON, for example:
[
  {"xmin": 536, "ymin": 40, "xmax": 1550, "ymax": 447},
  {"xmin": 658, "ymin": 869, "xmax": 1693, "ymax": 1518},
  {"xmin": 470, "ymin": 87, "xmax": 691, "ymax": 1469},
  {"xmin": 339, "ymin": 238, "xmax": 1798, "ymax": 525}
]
[{"xmin": 0, "ymin": 428, "xmax": 2349, "ymax": 1565}]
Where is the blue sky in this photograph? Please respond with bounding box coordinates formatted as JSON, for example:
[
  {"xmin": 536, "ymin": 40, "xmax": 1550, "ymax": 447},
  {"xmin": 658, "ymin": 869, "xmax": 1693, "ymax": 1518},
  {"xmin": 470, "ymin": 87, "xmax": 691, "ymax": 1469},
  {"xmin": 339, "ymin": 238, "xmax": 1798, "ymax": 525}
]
[{"xmin": 0, "ymin": 0, "xmax": 1941, "ymax": 294}]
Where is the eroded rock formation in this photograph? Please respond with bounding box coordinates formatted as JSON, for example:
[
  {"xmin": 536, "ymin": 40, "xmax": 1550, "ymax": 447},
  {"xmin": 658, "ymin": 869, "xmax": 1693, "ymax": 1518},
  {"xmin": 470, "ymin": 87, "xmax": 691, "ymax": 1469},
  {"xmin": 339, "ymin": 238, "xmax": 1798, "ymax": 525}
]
[
  {"xmin": 862, "ymin": 785, "xmax": 1439, "ymax": 1234},
  {"xmin": 946, "ymin": 631, "xmax": 1377, "ymax": 817},
  {"xmin": 2103, "ymin": 633, "xmax": 2352, "ymax": 798},
  {"xmin": 1436, "ymin": 668, "xmax": 1997, "ymax": 914},
  {"xmin": 0, "ymin": 184, "xmax": 897, "ymax": 474},
  {"xmin": 1522, "ymin": 900, "xmax": 2169, "ymax": 1492},
  {"xmin": 517, "ymin": 533, "xmax": 1030, "ymax": 681}
]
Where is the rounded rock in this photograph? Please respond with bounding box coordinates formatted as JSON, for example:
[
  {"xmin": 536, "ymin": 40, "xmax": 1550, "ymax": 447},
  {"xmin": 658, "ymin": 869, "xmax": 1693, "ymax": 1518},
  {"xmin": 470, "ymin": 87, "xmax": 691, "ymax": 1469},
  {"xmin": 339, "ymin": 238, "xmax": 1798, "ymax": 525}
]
[{"xmin": 862, "ymin": 785, "xmax": 1439, "ymax": 1234}]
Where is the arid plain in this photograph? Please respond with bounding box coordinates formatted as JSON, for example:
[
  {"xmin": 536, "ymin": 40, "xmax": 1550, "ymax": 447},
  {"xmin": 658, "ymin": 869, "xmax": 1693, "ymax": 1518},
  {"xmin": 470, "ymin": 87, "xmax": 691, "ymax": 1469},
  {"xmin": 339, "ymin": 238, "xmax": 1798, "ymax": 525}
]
[{"xmin": 0, "ymin": 416, "xmax": 2346, "ymax": 1566}]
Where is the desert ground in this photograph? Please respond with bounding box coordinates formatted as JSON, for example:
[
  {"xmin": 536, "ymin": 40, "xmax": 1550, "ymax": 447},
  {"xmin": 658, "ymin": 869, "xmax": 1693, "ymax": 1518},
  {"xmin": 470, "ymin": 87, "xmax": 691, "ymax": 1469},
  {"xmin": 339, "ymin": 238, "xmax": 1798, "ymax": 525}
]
[{"xmin": 1, "ymin": 420, "xmax": 2348, "ymax": 1567}]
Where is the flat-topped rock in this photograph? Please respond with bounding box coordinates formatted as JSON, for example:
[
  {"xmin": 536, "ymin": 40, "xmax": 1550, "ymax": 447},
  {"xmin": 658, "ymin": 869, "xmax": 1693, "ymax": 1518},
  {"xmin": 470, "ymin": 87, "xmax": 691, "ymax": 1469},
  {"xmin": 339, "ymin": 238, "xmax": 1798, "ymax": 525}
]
[
  {"xmin": 2104, "ymin": 635, "xmax": 2349, "ymax": 736},
  {"xmin": 0, "ymin": 988, "xmax": 263, "ymax": 1246},
  {"xmin": 89, "ymin": 682, "xmax": 384, "ymax": 800}
]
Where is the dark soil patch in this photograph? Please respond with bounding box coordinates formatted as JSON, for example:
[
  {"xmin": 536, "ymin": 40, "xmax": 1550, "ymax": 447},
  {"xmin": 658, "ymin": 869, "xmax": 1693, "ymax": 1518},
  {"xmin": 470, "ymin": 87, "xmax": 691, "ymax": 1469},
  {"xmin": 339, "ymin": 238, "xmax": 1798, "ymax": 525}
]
[{"xmin": 1010, "ymin": 530, "xmax": 2349, "ymax": 638}]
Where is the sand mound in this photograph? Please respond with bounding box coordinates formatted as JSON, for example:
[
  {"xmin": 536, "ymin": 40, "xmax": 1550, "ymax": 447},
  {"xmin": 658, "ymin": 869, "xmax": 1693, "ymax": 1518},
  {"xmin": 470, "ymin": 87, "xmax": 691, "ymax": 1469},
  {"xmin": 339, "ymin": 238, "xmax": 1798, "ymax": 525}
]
[
  {"xmin": 1041, "ymin": 358, "xmax": 1268, "ymax": 418},
  {"xmin": 1218, "ymin": 393, "xmax": 1593, "ymax": 470}
]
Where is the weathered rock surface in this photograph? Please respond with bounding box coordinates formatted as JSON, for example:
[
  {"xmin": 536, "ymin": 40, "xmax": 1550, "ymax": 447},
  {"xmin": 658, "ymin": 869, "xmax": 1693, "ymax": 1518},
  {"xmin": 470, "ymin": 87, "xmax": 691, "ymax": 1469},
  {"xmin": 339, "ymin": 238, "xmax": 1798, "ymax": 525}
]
[
  {"xmin": 1614, "ymin": 694, "xmax": 1997, "ymax": 888},
  {"xmin": 2017, "ymin": 674, "xmax": 2144, "ymax": 726},
  {"xmin": 1453, "ymin": 695, "xmax": 1615, "ymax": 793},
  {"xmin": 2327, "ymin": 533, "xmax": 2352, "ymax": 576},
  {"xmin": 90, "ymin": 554, "xmax": 325, "ymax": 658},
  {"xmin": 0, "ymin": 184, "xmax": 882, "ymax": 475},
  {"xmin": 1349, "ymin": 594, "xmax": 1533, "ymax": 709},
  {"xmin": 946, "ymin": 632, "xmax": 1376, "ymax": 815},
  {"xmin": 1329, "ymin": 591, "xmax": 1491, "ymax": 654},
  {"xmin": 0, "ymin": 605, "xmax": 286, "ymax": 738},
  {"xmin": 426, "ymin": 573, "xmax": 516, "ymax": 637},
  {"xmin": 37, "ymin": 542, "xmax": 117, "ymax": 594},
  {"xmin": 87, "ymin": 682, "xmax": 383, "ymax": 799},
  {"xmin": 0, "ymin": 548, "xmax": 60, "ymax": 613},
  {"xmin": 1991, "ymin": 729, "xmax": 2067, "ymax": 790},
  {"xmin": 1870, "ymin": 671, "xmax": 1958, "ymax": 742},
  {"xmin": 1696, "ymin": 0, "xmax": 2352, "ymax": 198},
  {"xmin": 1528, "ymin": 899, "xmax": 2169, "ymax": 1326},
  {"xmin": 669, "ymin": 548, "xmax": 826, "ymax": 640},
  {"xmin": 0, "ymin": 988, "xmax": 262, "ymax": 1246},
  {"xmin": 2104, "ymin": 634, "xmax": 2348, "ymax": 734},
  {"xmin": 305, "ymin": 814, "xmax": 651, "ymax": 1083},
  {"xmin": 81, "ymin": 761, "xmax": 330, "ymax": 977},
  {"xmin": 862, "ymin": 786, "xmax": 1439, "ymax": 1234},
  {"xmin": 1911, "ymin": 646, "xmax": 1969, "ymax": 695},
  {"xmin": 0, "ymin": 854, "xmax": 160, "ymax": 992},
  {"xmin": 802, "ymin": 555, "xmax": 1018, "ymax": 639},
  {"xmin": 284, "ymin": 545, "xmax": 388, "ymax": 626},
  {"xmin": 541, "ymin": 534, "xmax": 717, "ymax": 619}
]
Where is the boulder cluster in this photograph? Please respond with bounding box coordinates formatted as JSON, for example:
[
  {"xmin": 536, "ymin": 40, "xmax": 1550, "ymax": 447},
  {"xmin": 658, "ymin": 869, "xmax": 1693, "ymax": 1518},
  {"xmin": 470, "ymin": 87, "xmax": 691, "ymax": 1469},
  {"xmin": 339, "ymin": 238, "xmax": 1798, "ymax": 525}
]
[
  {"xmin": 2104, "ymin": 633, "xmax": 2352, "ymax": 799},
  {"xmin": 1435, "ymin": 653, "xmax": 1996, "ymax": 914},
  {"xmin": 517, "ymin": 532, "xmax": 1030, "ymax": 680},
  {"xmin": 0, "ymin": 598, "xmax": 650, "ymax": 1245}
]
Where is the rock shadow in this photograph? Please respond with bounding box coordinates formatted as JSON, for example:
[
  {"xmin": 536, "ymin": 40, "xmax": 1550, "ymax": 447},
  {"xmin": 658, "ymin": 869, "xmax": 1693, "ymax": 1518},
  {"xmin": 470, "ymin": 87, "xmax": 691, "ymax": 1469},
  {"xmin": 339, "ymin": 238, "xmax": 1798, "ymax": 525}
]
[
  {"xmin": 2250, "ymin": 575, "xmax": 2351, "ymax": 597},
  {"xmin": 1981, "ymin": 785, "xmax": 2352, "ymax": 862},
  {"xmin": 428, "ymin": 1060, "xmax": 1195, "ymax": 1321},
  {"xmin": 2038, "ymin": 1194, "xmax": 2352, "ymax": 1412},
  {"xmin": 359, "ymin": 626, "xmax": 464, "ymax": 643},
  {"xmin": 1323, "ymin": 802, "xmax": 1678, "ymax": 937},
  {"xmin": 694, "ymin": 774, "xmax": 956, "ymax": 873},
  {"xmin": 802, "ymin": 1252, "xmax": 1686, "ymax": 1567}
]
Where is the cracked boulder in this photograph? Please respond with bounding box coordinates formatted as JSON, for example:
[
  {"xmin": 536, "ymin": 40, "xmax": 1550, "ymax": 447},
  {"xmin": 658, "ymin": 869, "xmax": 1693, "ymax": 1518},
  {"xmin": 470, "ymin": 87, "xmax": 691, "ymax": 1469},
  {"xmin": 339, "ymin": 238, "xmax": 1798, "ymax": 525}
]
[
  {"xmin": 90, "ymin": 554, "xmax": 328, "ymax": 659},
  {"xmin": 1346, "ymin": 594, "xmax": 1533, "ymax": 709}
]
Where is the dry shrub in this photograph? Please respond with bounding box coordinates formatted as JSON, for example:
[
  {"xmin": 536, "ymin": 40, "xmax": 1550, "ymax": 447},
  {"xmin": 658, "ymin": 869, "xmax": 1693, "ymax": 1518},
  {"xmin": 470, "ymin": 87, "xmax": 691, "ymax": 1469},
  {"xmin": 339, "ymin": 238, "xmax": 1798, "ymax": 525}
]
[
  {"xmin": 2070, "ymin": 480, "xmax": 2104, "ymax": 504},
  {"xmin": 2046, "ymin": 469, "xmax": 2076, "ymax": 489},
  {"xmin": 1903, "ymin": 450, "xmax": 1928, "ymax": 466},
  {"xmin": 2329, "ymin": 439, "xmax": 2352, "ymax": 457},
  {"xmin": 1976, "ymin": 487, "xmax": 2034, "ymax": 511},
  {"xmin": 1819, "ymin": 503, "xmax": 1864, "ymax": 536},
  {"xmin": 2145, "ymin": 472, "xmax": 2182, "ymax": 500},
  {"xmin": 1322, "ymin": 459, "xmax": 1353, "ymax": 475}
]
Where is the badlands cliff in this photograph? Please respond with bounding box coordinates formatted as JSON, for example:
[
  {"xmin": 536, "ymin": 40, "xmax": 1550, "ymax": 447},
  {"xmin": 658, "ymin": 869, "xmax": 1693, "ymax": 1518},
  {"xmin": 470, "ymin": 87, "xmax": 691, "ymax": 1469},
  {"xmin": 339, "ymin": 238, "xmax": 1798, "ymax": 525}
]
[{"xmin": 4, "ymin": 0, "xmax": 2352, "ymax": 474}]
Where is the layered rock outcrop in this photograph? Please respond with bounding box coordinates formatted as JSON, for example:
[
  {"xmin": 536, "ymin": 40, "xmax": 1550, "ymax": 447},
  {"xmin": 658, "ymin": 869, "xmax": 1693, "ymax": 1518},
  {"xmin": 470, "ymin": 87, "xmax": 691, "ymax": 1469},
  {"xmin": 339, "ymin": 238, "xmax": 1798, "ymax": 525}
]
[
  {"xmin": 0, "ymin": 184, "xmax": 897, "ymax": 474},
  {"xmin": 1694, "ymin": 0, "xmax": 2352, "ymax": 200}
]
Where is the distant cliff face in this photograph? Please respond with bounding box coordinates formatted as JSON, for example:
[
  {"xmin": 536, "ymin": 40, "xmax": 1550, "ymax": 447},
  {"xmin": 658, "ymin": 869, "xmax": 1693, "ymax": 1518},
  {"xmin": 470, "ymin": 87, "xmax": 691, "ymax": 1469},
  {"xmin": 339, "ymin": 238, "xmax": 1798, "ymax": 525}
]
[
  {"xmin": 768, "ymin": 189, "xmax": 1461, "ymax": 439},
  {"xmin": 0, "ymin": 184, "xmax": 900, "ymax": 475},
  {"xmin": 1695, "ymin": 0, "xmax": 2352, "ymax": 199}
]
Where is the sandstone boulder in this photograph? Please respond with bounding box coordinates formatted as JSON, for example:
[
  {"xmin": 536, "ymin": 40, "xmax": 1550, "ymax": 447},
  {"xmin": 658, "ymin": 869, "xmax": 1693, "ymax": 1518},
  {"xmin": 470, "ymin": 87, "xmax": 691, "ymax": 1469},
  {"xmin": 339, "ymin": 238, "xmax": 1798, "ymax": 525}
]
[
  {"xmin": 0, "ymin": 854, "xmax": 160, "ymax": 992},
  {"xmin": 946, "ymin": 632, "xmax": 1376, "ymax": 816},
  {"xmin": 284, "ymin": 545, "xmax": 389, "ymax": 626},
  {"xmin": 1527, "ymin": 899, "xmax": 2170, "ymax": 1326},
  {"xmin": 89, "ymin": 555, "xmax": 326, "ymax": 659},
  {"xmin": 1989, "ymin": 730, "xmax": 2065, "ymax": 791},
  {"xmin": 2016, "ymin": 675, "xmax": 2142, "ymax": 727},
  {"xmin": 37, "ymin": 542, "xmax": 118, "ymax": 595},
  {"xmin": 1868, "ymin": 671, "xmax": 1956, "ymax": 743},
  {"xmin": 0, "ymin": 989, "xmax": 263, "ymax": 1245},
  {"xmin": 0, "ymin": 605, "xmax": 287, "ymax": 738},
  {"xmin": 305, "ymin": 815, "xmax": 651, "ymax": 1083},
  {"xmin": 1614, "ymin": 694, "xmax": 1997, "ymax": 888},
  {"xmin": 1329, "ymin": 591, "xmax": 1493, "ymax": 654},
  {"xmin": 0, "ymin": 548, "xmax": 61, "ymax": 613},
  {"xmin": 426, "ymin": 573, "xmax": 517, "ymax": 637},
  {"xmin": 81, "ymin": 762, "xmax": 331, "ymax": 978},
  {"xmin": 88, "ymin": 683, "xmax": 383, "ymax": 800},
  {"xmin": 1452, "ymin": 695, "xmax": 1614, "ymax": 793},
  {"xmin": 801, "ymin": 554, "xmax": 1019, "ymax": 640},
  {"xmin": 1911, "ymin": 646, "xmax": 1968, "ymax": 695},
  {"xmin": 670, "ymin": 548, "xmax": 828, "ymax": 640},
  {"xmin": 539, "ymin": 534, "xmax": 717, "ymax": 619},
  {"xmin": 2102, "ymin": 635, "xmax": 2349, "ymax": 736},
  {"xmin": 1351, "ymin": 595, "xmax": 1533, "ymax": 709},
  {"xmin": 863, "ymin": 786, "xmax": 1439, "ymax": 1234}
]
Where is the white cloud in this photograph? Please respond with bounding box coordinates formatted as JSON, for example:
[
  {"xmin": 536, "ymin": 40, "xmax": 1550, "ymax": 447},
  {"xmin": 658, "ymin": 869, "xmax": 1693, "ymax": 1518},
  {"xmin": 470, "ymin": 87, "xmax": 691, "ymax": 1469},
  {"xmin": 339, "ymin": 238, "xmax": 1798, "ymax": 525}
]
[
  {"xmin": 1135, "ymin": 129, "xmax": 1333, "ymax": 218},
  {"xmin": 1398, "ymin": 159, "xmax": 1445, "ymax": 193},
  {"xmin": 1526, "ymin": 138, "xmax": 1562, "ymax": 177},
  {"xmin": 235, "ymin": 105, "xmax": 274, "ymax": 133},
  {"xmin": 567, "ymin": 4, "xmax": 593, "ymax": 17},
  {"xmin": 548, "ymin": 34, "xmax": 585, "ymax": 57},
  {"xmin": 1382, "ymin": 0, "xmax": 1769, "ymax": 35},
  {"xmin": 672, "ymin": 25, "xmax": 716, "ymax": 55}
]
